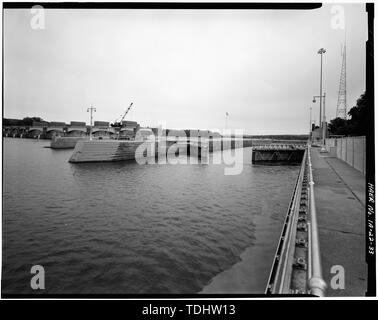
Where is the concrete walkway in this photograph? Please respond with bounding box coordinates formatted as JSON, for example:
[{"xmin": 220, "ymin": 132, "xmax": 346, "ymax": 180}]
[{"xmin": 311, "ymin": 147, "xmax": 367, "ymax": 296}]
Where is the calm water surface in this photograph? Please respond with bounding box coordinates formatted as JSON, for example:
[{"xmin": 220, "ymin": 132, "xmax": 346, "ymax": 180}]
[{"xmin": 2, "ymin": 138, "xmax": 299, "ymax": 294}]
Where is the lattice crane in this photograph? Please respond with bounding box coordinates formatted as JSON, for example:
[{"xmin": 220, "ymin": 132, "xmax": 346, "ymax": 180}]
[{"xmin": 113, "ymin": 102, "xmax": 134, "ymax": 127}]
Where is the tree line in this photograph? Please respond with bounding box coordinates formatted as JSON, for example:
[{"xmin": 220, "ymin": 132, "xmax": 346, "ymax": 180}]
[
  {"xmin": 328, "ymin": 92, "xmax": 368, "ymax": 136},
  {"xmin": 3, "ymin": 117, "xmax": 46, "ymax": 126}
]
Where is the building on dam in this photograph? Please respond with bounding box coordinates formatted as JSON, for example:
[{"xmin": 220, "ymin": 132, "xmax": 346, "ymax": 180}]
[
  {"xmin": 119, "ymin": 120, "xmax": 140, "ymax": 140},
  {"xmin": 26, "ymin": 121, "xmax": 47, "ymax": 139},
  {"xmin": 66, "ymin": 121, "xmax": 87, "ymax": 137},
  {"xmin": 46, "ymin": 122, "xmax": 66, "ymax": 139},
  {"xmin": 3, "ymin": 117, "xmax": 222, "ymax": 141}
]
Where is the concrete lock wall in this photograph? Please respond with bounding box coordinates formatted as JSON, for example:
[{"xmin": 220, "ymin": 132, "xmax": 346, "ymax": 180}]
[{"xmin": 326, "ymin": 136, "xmax": 366, "ymax": 175}]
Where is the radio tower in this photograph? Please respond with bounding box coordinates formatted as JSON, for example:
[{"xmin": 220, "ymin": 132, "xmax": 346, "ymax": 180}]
[{"xmin": 336, "ymin": 41, "xmax": 347, "ymax": 119}]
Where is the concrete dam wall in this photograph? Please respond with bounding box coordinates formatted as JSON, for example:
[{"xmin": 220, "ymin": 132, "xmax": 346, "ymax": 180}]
[
  {"xmin": 51, "ymin": 136, "xmax": 87, "ymax": 149},
  {"xmin": 69, "ymin": 138, "xmax": 253, "ymax": 163}
]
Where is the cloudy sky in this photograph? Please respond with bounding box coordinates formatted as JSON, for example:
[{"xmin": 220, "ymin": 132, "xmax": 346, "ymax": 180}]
[{"xmin": 4, "ymin": 4, "xmax": 367, "ymax": 134}]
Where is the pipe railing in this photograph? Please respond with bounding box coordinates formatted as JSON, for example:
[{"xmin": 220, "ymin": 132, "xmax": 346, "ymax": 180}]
[
  {"xmin": 307, "ymin": 145, "xmax": 327, "ymax": 296},
  {"xmin": 265, "ymin": 148, "xmax": 308, "ymax": 294},
  {"xmin": 266, "ymin": 145, "xmax": 327, "ymax": 296},
  {"xmin": 278, "ymin": 149, "xmax": 307, "ymax": 293}
]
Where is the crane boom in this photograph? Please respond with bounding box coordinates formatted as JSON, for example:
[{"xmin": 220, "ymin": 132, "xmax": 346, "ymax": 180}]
[
  {"xmin": 113, "ymin": 102, "xmax": 134, "ymax": 125},
  {"xmin": 120, "ymin": 102, "xmax": 133, "ymax": 123}
]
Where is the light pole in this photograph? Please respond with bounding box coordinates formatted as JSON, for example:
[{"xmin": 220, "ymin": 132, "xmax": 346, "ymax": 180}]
[
  {"xmin": 87, "ymin": 105, "xmax": 96, "ymax": 140},
  {"xmin": 317, "ymin": 48, "xmax": 326, "ymax": 146},
  {"xmin": 322, "ymin": 92, "xmax": 326, "ymax": 148},
  {"xmin": 312, "ymin": 94, "xmax": 326, "ymax": 145},
  {"xmin": 309, "ymin": 106, "xmax": 312, "ymax": 143}
]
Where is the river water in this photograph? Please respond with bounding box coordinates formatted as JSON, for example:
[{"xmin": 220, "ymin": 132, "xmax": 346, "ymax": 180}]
[{"xmin": 2, "ymin": 138, "xmax": 299, "ymax": 294}]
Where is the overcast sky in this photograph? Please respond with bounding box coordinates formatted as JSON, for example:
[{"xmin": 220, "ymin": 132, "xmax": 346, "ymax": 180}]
[{"xmin": 4, "ymin": 4, "xmax": 367, "ymax": 134}]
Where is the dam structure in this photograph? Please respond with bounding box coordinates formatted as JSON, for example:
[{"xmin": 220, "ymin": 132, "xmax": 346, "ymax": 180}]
[
  {"xmin": 3, "ymin": 134, "xmax": 367, "ymax": 295},
  {"xmin": 4, "ymin": 116, "xmax": 366, "ymax": 296}
]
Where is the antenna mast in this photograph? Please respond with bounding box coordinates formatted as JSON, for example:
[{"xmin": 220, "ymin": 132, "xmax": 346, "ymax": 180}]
[{"xmin": 336, "ymin": 37, "xmax": 347, "ymax": 119}]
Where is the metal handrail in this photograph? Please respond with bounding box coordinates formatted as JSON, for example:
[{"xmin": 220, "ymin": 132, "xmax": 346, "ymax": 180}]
[
  {"xmin": 278, "ymin": 150, "xmax": 307, "ymax": 292},
  {"xmin": 307, "ymin": 145, "xmax": 327, "ymax": 296},
  {"xmin": 266, "ymin": 146, "xmax": 327, "ymax": 296},
  {"xmin": 264, "ymin": 148, "xmax": 307, "ymax": 294}
]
